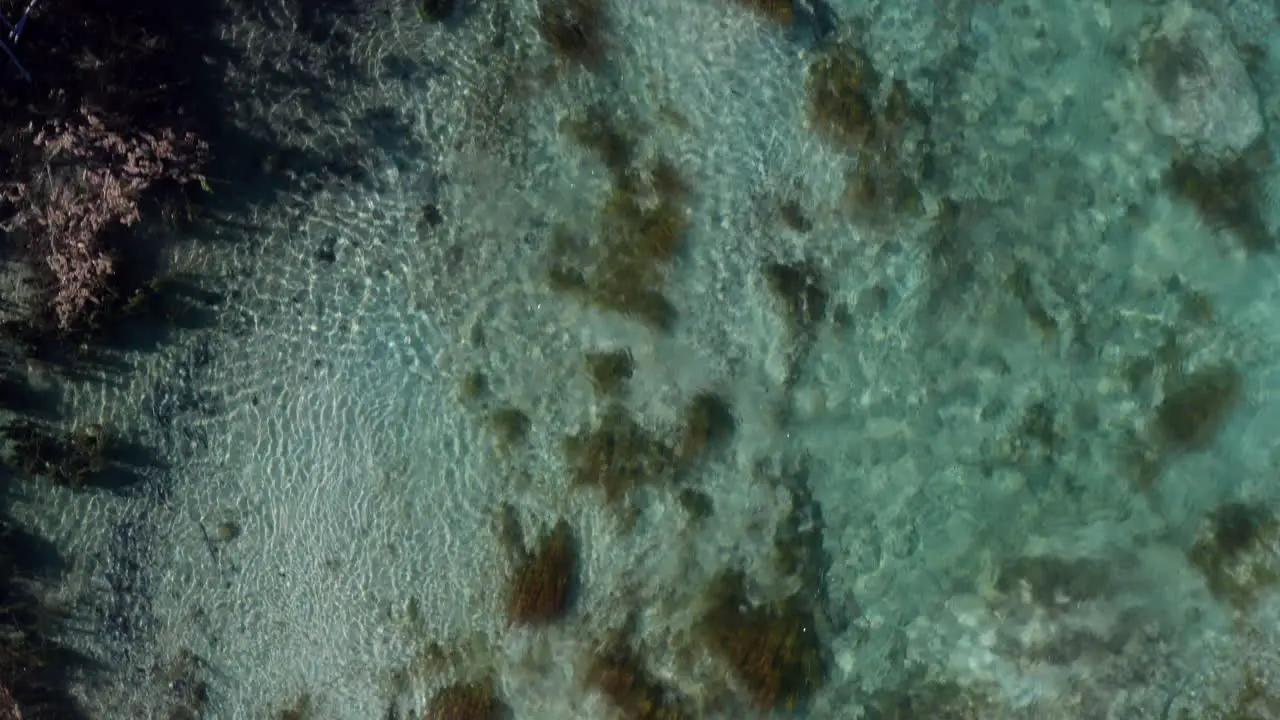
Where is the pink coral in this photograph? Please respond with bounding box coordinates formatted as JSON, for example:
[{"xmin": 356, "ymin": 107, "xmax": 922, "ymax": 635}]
[
  {"xmin": 2, "ymin": 106, "xmax": 207, "ymax": 329},
  {"xmin": 0, "ymin": 682, "xmax": 18, "ymax": 720}
]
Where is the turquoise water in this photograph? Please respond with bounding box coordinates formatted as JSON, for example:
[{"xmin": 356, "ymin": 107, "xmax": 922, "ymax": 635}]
[{"xmin": 18, "ymin": 0, "xmax": 1280, "ymax": 717}]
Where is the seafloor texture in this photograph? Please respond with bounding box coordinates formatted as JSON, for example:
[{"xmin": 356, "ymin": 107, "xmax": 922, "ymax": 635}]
[{"xmin": 14, "ymin": 0, "xmax": 1280, "ymax": 717}]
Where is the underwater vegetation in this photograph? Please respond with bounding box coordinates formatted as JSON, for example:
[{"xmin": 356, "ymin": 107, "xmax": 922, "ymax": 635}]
[
  {"xmin": 35, "ymin": 266, "xmax": 223, "ymax": 353},
  {"xmin": 845, "ymin": 78, "xmax": 930, "ymax": 221},
  {"xmin": 414, "ymin": 0, "xmax": 457, "ymax": 23},
  {"xmin": 535, "ymin": 0, "xmax": 609, "ymax": 71},
  {"xmin": 276, "ymin": 693, "xmax": 314, "ymax": 720},
  {"xmin": 806, "ymin": 40, "xmax": 879, "ymax": 149},
  {"xmin": 567, "ymin": 341, "xmax": 736, "ymax": 508},
  {"xmin": 729, "ymin": 0, "xmax": 837, "ymax": 42},
  {"xmin": 972, "ymin": 392, "xmax": 1077, "ymax": 493},
  {"xmin": 979, "ymin": 551, "xmax": 1165, "ymax": 673},
  {"xmin": 585, "ymin": 349, "xmax": 634, "ymax": 397},
  {"xmin": 564, "ymin": 112, "xmax": 636, "ymax": 184},
  {"xmin": 768, "ymin": 460, "xmax": 832, "ymax": 617},
  {"xmin": 0, "ymin": 0, "xmax": 336, "ymax": 713},
  {"xmin": 382, "ymin": 622, "xmax": 507, "ymax": 719},
  {"xmin": 0, "ymin": 264, "xmax": 195, "ymax": 720},
  {"xmin": 1006, "ymin": 259, "xmax": 1059, "ymax": 338},
  {"xmin": 676, "ymin": 487, "xmax": 713, "ymax": 522},
  {"xmin": 777, "ymin": 197, "xmax": 814, "ymax": 233},
  {"xmin": 806, "ymin": 38, "xmax": 930, "ymax": 223},
  {"xmin": 914, "ymin": 198, "xmax": 989, "ymax": 318},
  {"xmin": 760, "ymin": 258, "xmax": 830, "ymax": 422},
  {"xmin": 548, "ymin": 114, "xmax": 692, "ymax": 331},
  {"xmin": 697, "ymin": 570, "xmax": 826, "ymax": 711},
  {"xmin": 1109, "ymin": 297, "xmax": 1243, "ymax": 489},
  {"xmin": 1011, "ymin": 398, "xmax": 1064, "ymax": 462},
  {"xmin": 994, "ymin": 555, "xmax": 1113, "ymax": 609},
  {"xmin": 587, "ymin": 626, "xmax": 695, "ymax": 720},
  {"xmin": 559, "ymin": 433, "xmax": 827, "ymax": 714},
  {"xmin": 1154, "ymin": 363, "xmax": 1243, "ymax": 452},
  {"xmin": 2, "ymin": 418, "xmax": 160, "ymax": 493},
  {"xmin": 0, "ymin": 314, "xmax": 126, "ymax": 382},
  {"xmin": 458, "ymin": 371, "xmax": 489, "ymax": 402},
  {"xmin": 488, "ymin": 406, "xmax": 532, "ymax": 451},
  {"xmin": 1186, "ymin": 502, "xmax": 1279, "ymax": 611},
  {"xmin": 4, "ymin": 421, "xmax": 110, "ymax": 489},
  {"xmin": 426, "ymin": 680, "xmax": 508, "ymax": 719},
  {"xmin": 676, "ymin": 392, "xmax": 736, "ymax": 462},
  {"xmin": 0, "ymin": 520, "xmax": 94, "ymax": 720},
  {"xmin": 1165, "ymin": 147, "xmax": 1274, "ymax": 253},
  {"xmin": 1119, "ymin": 353, "xmax": 1243, "ymax": 488},
  {"xmin": 152, "ymin": 648, "xmax": 210, "ymax": 720},
  {"xmin": 504, "ymin": 516, "xmax": 579, "ymax": 625},
  {"xmin": 1225, "ymin": 668, "xmax": 1280, "ymax": 720},
  {"xmin": 112, "ymin": 275, "xmax": 222, "ymax": 333},
  {"xmin": 862, "ymin": 670, "xmax": 997, "ymax": 720},
  {"xmin": 455, "ymin": 368, "xmax": 534, "ymax": 453},
  {"xmin": 0, "ymin": 362, "xmax": 57, "ymax": 420},
  {"xmin": 730, "ymin": 0, "xmax": 795, "ymax": 25},
  {"xmin": 563, "ymin": 389, "xmax": 736, "ymax": 510},
  {"xmin": 763, "ymin": 260, "xmax": 828, "ymax": 338},
  {"xmin": 563, "ymin": 404, "xmax": 676, "ymax": 506}
]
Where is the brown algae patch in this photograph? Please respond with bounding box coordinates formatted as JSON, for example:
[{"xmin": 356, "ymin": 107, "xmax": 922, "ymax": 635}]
[
  {"xmin": 807, "ymin": 41, "xmax": 880, "ymax": 149},
  {"xmin": 1165, "ymin": 148, "xmax": 1274, "ymax": 252},
  {"xmin": 1187, "ymin": 502, "xmax": 1280, "ymax": 611},
  {"xmin": 562, "ymin": 390, "xmax": 738, "ymax": 510},
  {"xmin": 586, "ymin": 625, "xmax": 697, "ymax": 720},
  {"xmin": 488, "ymin": 406, "xmax": 532, "ymax": 451},
  {"xmin": 697, "ymin": 571, "xmax": 826, "ymax": 711},
  {"xmin": 548, "ymin": 114, "xmax": 693, "ymax": 331},
  {"xmin": 1154, "ymin": 362, "xmax": 1243, "ymax": 452},
  {"xmin": 676, "ymin": 392, "xmax": 736, "ymax": 462},
  {"xmin": 730, "ymin": 0, "xmax": 795, "ymax": 25},
  {"xmin": 505, "ymin": 517, "xmax": 579, "ymax": 625},
  {"xmin": 426, "ymin": 680, "xmax": 508, "ymax": 719},
  {"xmin": 806, "ymin": 39, "xmax": 932, "ymax": 223},
  {"xmin": 762, "ymin": 260, "xmax": 828, "ymax": 337},
  {"xmin": 536, "ymin": 0, "xmax": 610, "ymax": 71},
  {"xmin": 585, "ymin": 349, "xmax": 635, "ymax": 396},
  {"xmin": 563, "ymin": 404, "xmax": 676, "ymax": 506}
]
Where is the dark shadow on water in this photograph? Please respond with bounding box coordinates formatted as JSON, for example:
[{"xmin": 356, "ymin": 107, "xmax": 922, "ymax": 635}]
[
  {"xmin": 2, "ymin": 421, "xmax": 162, "ymax": 496},
  {"xmin": 83, "ymin": 272, "xmax": 226, "ymax": 355},
  {"xmin": 0, "ymin": 367, "xmax": 58, "ymax": 421},
  {"xmin": 95, "ymin": 438, "xmax": 169, "ymax": 496},
  {"xmin": 0, "ymin": 524, "xmax": 65, "ymax": 581},
  {"xmin": 0, "ymin": 0, "xmax": 438, "ymax": 712},
  {"xmin": 0, "ymin": 474, "xmax": 101, "ymax": 720}
]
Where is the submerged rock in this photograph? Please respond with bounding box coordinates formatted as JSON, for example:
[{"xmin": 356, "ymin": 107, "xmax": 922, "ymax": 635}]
[{"xmin": 1141, "ymin": 8, "xmax": 1262, "ymax": 158}]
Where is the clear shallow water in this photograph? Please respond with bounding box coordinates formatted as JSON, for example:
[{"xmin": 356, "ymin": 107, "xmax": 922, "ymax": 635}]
[{"xmin": 18, "ymin": 0, "xmax": 1280, "ymax": 717}]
